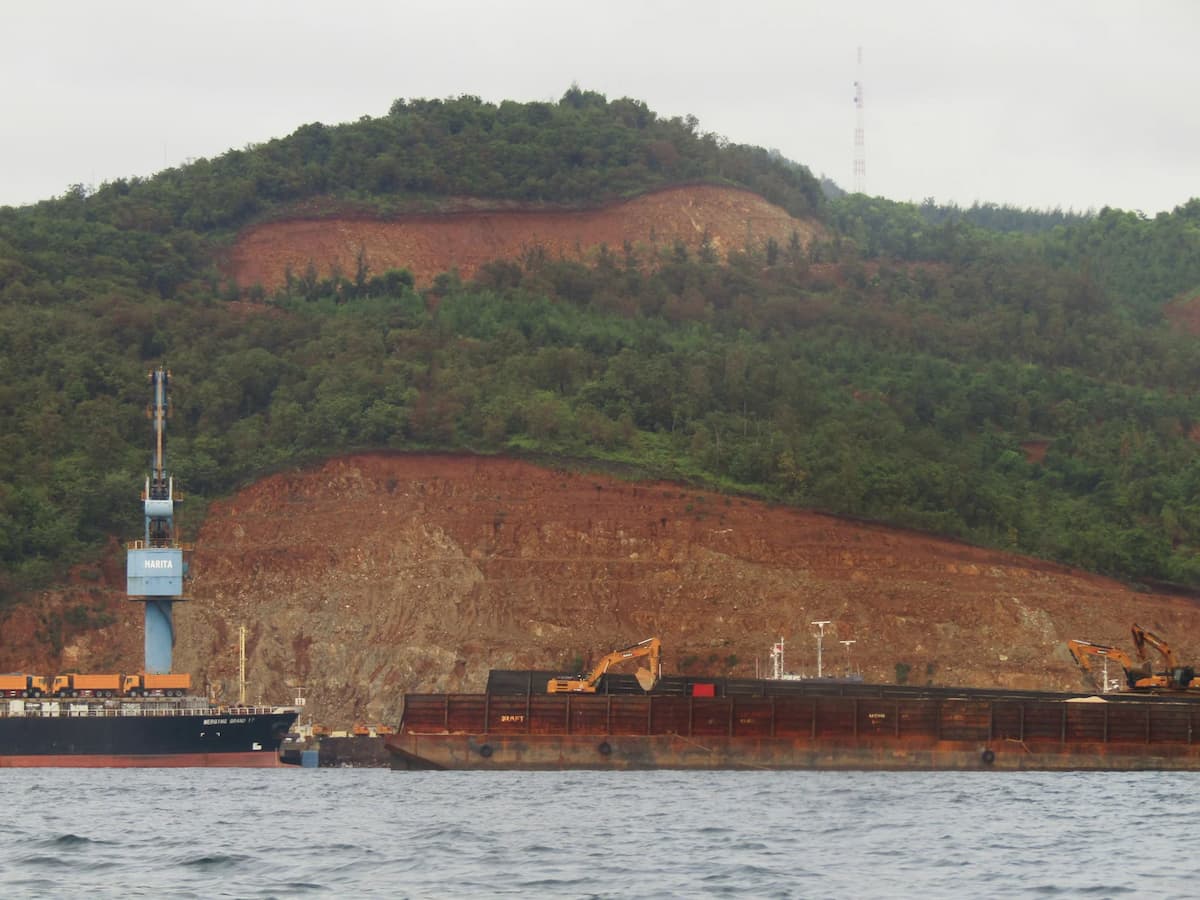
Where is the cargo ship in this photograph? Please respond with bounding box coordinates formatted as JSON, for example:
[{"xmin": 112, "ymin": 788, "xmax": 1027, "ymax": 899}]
[
  {"xmin": 387, "ymin": 667, "xmax": 1200, "ymax": 772},
  {"xmin": 0, "ymin": 697, "xmax": 297, "ymax": 767},
  {"xmin": 1, "ymin": 369, "xmax": 298, "ymax": 766}
]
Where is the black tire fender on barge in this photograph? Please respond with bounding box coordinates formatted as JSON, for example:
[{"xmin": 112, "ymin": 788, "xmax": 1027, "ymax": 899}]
[{"xmin": 981, "ymin": 748, "xmax": 996, "ymax": 766}]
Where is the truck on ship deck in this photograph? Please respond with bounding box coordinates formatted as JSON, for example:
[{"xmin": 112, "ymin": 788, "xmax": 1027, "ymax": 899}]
[
  {"xmin": 48, "ymin": 672, "xmax": 192, "ymax": 698},
  {"xmin": 0, "ymin": 675, "xmax": 49, "ymax": 698}
]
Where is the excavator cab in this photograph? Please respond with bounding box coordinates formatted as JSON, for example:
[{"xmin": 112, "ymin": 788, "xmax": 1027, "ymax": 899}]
[
  {"xmin": 1130, "ymin": 624, "xmax": 1198, "ymax": 690},
  {"xmin": 1171, "ymin": 667, "xmax": 1196, "ymax": 690}
]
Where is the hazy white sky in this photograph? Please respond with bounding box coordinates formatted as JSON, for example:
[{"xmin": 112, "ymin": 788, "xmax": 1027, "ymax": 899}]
[{"xmin": 2, "ymin": 0, "xmax": 1196, "ymax": 213}]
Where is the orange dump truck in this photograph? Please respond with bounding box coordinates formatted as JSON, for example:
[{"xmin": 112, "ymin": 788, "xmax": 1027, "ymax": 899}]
[
  {"xmin": 123, "ymin": 673, "xmax": 191, "ymax": 697},
  {"xmin": 51, "ymin": 674, "xmax": 123, "ymax": 697},
  {"xmin": 0, "ymin": 675, "xmax": 49, "ymax": 698}
]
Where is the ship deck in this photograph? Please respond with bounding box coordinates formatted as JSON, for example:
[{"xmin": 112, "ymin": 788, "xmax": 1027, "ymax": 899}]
[{"xmin": 1, "ymin": 700, "xmax": 296, "ymax": 720}]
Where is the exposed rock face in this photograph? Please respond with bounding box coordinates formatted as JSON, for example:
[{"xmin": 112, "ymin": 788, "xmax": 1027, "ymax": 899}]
[
  {"xmin": 175, "ymin": 454, "xmax": 1200, "ymax": 727},
  {"xmin": 225, "ymin": 185, "xmax": 820, "ymax": 291},
  {"xmin": 7, "ymin": 453, "xmax": 1200, "ymax": 729}
]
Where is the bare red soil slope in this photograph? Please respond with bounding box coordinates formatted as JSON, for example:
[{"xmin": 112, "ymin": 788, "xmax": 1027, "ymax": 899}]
[
  {"xmin": 226, "ymin": 185, "xmax": 819, "ymax": 290},
  {"xmin": 1165, "ymin": 291, "xmax": 1200, "ymax": 335},
  {"xmin": 6, "ymin": 454, "xmax": 1200, "ymax": 728}
]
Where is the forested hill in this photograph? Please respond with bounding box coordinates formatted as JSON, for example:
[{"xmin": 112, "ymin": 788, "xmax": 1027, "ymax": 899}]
[
  {"xmin": 2, "ymin": 89, "xmax": 1200, "ymax": 607},
  {"xmin": 10, "ymin": 89, "xmax": 825, "ymax": 238}
]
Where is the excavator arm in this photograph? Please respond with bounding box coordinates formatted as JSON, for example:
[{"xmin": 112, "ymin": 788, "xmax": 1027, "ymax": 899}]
[
  {"xmin": 1131, "ymin": 623, "xmax": 1179, "ymax": 670},
  {"xmin": 548, "ymin": 637, "xmax": 662, "ymax": 693},
  {"xmin": 1068, "ymin": 638, "xmax": 1163, "ymax": 690},
  {"xmin": 1068, "ymin": 639, "xmax": 1121, "ymax": 672}
]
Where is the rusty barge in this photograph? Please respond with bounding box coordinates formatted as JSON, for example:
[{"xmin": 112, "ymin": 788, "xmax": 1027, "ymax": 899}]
[{"xmin": 387, "ymin": 672, "xmax": 1200, "ymax": 771}]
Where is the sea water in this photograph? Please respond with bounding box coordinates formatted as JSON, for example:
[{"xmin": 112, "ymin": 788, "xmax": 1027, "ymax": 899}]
[{"xmin": 0, "ymin": 769, "xmax": 1196, "ymax": 898}]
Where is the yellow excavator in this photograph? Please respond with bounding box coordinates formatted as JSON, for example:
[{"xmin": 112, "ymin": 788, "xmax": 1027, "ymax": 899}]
[
  {"xmin": 1067, "ymin": 639, "xmax": 1158, "ymax": 690},
  {"xmin": 548, "ymin": 637, "xmax": 662, "ymax": 693},
  {"xmin": 1067, "ymin": 626, "xmax": 1197, "ymax": 692},
  {"xmin": 1130, "ymin": 623, "xmax": 1197, "ymax": 689}
]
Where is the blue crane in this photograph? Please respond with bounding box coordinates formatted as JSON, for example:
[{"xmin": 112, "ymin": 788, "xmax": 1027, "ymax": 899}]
[{"xmin": 126, "ymin": 368, "xmax": 188, "ymax": 673}]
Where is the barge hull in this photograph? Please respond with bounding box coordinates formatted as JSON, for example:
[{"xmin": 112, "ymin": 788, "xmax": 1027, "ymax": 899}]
[
  {"xmin": 389, "ymin": 687, "xmax": 1200, "ymax": 771},
  {"xmin": 389, "ymin": 732, "xmax": 1200, "ymax": 771}
]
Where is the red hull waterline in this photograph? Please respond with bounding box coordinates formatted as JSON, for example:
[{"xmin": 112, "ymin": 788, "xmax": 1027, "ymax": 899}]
[{"xmin": 0, "ymin": 751, "xmax": 284, "ymax": 768}]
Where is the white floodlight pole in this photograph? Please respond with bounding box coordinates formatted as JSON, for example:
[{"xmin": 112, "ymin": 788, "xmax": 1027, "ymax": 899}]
[
  {"xmin": 812, "ymin": 621, "xmax": 832, "ymax": 677},
  {"xmin": 840, "ymin": 639, "xmax": 856, "ymax": 676},
  {"xmin": 772, "ymin": 637, "xmax": 786, "ymax": 680}
]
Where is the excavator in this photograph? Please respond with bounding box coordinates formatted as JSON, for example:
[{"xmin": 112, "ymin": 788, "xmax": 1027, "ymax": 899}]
[
  {"xmin": 1130, "ymin": 623, "xmax": 1197, "ymax": 689},
  {"xmin": 1067, "ymin": 639, "xmax": 1158, "ymax": 691},
  {"xmin": 1067, "ymin": 627, "xmax": 1198, "ymax": 692},
  {"xmin": 547, "ymin": 637, "xmax": 662, "ymax": 693}
]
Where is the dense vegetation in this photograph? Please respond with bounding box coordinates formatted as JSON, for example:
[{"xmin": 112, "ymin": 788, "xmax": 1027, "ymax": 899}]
[
  {"xmin": 20, "ymin": 88, "xmax": 824, "ymax": 240},
  {"xmin": 2, "ymin": 89, "xmax": 1200, "ymax": 604}
]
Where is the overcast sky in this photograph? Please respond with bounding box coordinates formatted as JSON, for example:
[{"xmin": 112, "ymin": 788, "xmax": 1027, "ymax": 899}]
[{"xmin": 3, "ymin": 1, "xmax": 1196, "ymax": 214}]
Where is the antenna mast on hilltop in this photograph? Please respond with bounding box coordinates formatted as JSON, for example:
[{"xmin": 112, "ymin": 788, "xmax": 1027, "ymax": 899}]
[{"xmin": 853, "ymin": 46, "xmax": 866, "ymax": 194}]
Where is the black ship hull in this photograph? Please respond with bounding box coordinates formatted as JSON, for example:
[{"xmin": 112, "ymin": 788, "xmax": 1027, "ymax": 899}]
[{"xmin": 0, "ymin": 706, "xmax": 298, "ymax": 767}]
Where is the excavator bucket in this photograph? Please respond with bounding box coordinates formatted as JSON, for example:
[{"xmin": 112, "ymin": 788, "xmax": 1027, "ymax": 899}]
[{"xmin": 635, "ymin": 667, "xmax": 655, "ymax": 692}]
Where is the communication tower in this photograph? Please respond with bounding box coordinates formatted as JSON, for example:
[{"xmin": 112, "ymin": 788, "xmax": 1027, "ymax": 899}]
[
  {"xmin": 126, "ymin": 368, "xmax": 189, "ymax": 673},
  {"xmin": 853, "ymin": 46, "xmax": 866, "ymax": 194}
]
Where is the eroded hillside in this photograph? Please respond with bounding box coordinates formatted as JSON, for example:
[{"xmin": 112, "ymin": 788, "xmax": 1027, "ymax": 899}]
[
  {"xmin": 7, "ymin": 454, "xmax": 1199, "ymax": 729},
  {"xmin": 226, "ymin": 185, "xmax": 819, "ymax": 290}
]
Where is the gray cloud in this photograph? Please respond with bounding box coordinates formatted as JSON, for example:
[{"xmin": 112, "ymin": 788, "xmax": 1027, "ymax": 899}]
[{"xmin": 2, "ymin": 0, "xmax": 1196, "ymax": 213}]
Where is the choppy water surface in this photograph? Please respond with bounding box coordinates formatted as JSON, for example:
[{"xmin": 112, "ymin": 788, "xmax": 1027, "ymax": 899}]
[{"xmin": 1, "ymin": 769, "xmax": 1197, "ymax": 898}]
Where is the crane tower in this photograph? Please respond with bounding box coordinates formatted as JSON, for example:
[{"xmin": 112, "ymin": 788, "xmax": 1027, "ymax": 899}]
[{"xmin": 126, "ymin": 368, "xmax": 188, "ymax": 673}]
